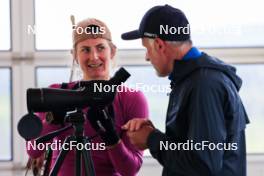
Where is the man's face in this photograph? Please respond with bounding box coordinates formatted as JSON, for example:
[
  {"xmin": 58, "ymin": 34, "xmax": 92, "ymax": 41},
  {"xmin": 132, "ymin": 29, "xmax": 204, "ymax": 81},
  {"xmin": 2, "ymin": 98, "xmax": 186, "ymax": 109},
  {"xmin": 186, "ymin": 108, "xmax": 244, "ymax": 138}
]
[{"xmin": 142, "ymin": 38, "xmax": 170, "ymax": 77}]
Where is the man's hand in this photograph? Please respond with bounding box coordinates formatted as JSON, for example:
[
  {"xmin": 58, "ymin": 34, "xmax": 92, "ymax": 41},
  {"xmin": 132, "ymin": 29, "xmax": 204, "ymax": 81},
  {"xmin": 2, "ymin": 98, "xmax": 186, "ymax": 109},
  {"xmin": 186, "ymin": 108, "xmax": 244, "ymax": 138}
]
[
  {"xmin": 122, "ymin": 118, "xmax": 155, "ymax": 150},
  {"xmin": 126, "ymin": 125, "xmax": 155, "ymax": 150},
  {"xmin": 122, "ymin": 118, "xmax": 154, "ymax": 132}
]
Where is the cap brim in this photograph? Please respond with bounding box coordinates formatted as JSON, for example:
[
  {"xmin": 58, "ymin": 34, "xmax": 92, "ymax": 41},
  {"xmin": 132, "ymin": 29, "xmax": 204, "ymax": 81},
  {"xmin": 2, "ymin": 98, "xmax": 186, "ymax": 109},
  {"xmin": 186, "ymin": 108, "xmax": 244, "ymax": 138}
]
[{"xmin": 121, "ymin": 30, "xmax": 141, "ymax": 40}]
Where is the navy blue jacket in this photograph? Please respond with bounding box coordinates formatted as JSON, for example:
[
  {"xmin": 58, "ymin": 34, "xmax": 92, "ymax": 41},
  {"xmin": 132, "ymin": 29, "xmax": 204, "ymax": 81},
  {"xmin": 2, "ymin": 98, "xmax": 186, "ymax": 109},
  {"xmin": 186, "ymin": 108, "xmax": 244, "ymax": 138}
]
[{"xmin": 147, "ymin": 52, "xmax": 249, "ymax": 176}]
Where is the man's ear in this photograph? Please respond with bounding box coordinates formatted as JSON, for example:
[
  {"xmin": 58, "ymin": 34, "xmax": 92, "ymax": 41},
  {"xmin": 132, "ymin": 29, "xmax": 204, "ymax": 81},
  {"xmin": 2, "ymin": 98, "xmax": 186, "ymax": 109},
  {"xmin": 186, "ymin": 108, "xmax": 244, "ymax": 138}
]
[{"xmin": 154, "ymin": 38, "xmax": 166, "ymax": 53}]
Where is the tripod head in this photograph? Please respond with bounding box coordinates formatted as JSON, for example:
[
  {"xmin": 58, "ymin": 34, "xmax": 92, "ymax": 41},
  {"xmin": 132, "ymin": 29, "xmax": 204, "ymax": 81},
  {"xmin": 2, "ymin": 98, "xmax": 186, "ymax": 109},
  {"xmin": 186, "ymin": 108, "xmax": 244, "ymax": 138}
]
[{"xmin": 35, "ymin": 109, "xmax": 95, "ymax": 145}]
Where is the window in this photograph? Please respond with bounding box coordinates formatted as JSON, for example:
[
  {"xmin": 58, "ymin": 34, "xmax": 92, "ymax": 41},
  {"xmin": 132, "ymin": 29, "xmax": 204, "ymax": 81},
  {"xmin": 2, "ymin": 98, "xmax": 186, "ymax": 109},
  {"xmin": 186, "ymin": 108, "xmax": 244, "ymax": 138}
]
[
  {"xmin": 0, "ymin": 0, "xmax": 11, "ymax": 50},
  {"xmin": 0, "ymin": 68, "xmax": 12, "ymax": 160},
  {"xmin": 34, "ymin": 0, "xmax": 264, "ymax": 50},
  {"xmin": 126, "ymin": 65, "xmax": 264, "ymax": 154},
  {"xmin": 34, "ymin": 0, "xmax": 144, "ymax": 50},
  {"xmin": 36, "ymin": 67, "xmax": 71, "ymax": 87},
  {"xmin": 36, "ymin": 64, "xmax": 264, "ymax": 153},
  {"xmin": 236, "ymin": 64, "xmax": 264, "ymax": 153},
  {"xmin": 35, "ymin": 66, "xmax": 168, "ymax": 158},
  {"xmin": 36, "ymin": 66, "xmax": 169, "ymax": 132},
  {"xmin": 124, "ymin": 66, "xmax": 169, "ymax": 131}
]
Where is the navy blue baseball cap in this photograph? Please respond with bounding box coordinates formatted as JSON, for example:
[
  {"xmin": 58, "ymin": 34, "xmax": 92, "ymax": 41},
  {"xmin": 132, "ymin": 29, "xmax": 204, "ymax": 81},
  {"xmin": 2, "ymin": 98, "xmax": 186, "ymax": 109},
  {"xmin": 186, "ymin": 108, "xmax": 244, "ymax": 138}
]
[{"xmin": 121, "ymin": 4, "xmax": 190, "ymax": 41}]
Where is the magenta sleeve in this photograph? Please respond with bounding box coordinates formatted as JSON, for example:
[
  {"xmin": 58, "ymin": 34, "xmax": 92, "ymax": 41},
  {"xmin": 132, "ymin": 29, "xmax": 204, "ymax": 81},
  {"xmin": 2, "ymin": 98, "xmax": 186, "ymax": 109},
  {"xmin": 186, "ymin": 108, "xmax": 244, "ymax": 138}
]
[
  {"xmin": 107, "ymin": 140, "xmax": 143, "ymax": 176},
  {"xmin": 108, "ymin": 90, "xmax": 149, "ymax": 176}
]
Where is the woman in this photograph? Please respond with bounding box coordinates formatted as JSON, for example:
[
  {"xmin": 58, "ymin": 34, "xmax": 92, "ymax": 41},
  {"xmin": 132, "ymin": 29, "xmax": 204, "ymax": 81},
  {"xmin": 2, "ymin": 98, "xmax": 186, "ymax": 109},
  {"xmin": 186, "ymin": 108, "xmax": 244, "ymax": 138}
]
[{"xmin": 27, "ymin": 18, "xmax": 149, "ymax": 176}]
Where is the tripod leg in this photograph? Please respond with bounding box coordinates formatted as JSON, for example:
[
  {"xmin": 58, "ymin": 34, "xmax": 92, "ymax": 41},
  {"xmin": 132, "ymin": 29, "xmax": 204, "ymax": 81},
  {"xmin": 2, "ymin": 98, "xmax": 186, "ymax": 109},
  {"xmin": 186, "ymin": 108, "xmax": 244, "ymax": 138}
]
[
  {"xmin": 75, "ymin": 140, "xmax": 81, "ymax": 176},
  {"xmin": 81, "ymin": 148, "xmax": 89, "ymax": 176},
  {"xmin": 82, "ymin": 137, "xmax": 96, "ymax": 176},
  {"xmin": 50, "ymin": 136, "xmax": 74, "ymax": 176}
]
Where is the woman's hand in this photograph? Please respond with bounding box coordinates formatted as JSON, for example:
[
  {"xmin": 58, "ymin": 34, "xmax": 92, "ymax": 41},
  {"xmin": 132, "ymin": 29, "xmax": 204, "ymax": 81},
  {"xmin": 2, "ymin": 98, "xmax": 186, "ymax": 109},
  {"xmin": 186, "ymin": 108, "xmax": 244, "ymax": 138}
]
[{"xmin": 87, "ymin": 105, "xmax": 120, "ymax": 146}]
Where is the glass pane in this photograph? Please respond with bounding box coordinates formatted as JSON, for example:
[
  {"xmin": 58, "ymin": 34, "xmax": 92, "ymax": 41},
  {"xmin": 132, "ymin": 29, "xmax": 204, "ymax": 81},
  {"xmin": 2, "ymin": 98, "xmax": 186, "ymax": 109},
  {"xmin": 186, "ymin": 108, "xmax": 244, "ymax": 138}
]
[
  {"xmin": 236, "ymin": 64, "xmax": 264, "ymax": 153},
  {"xmin": 36, "ymin": 66, "xmax": 169, "ymax": 131},
  {"xmin": 36, "ymin": 66, "xmax": 169, "ymax": 157},
  {"xmin": 35, "ymin": 0, "xmax": 264, "ymax": 50},
  {"xmin": 0, "ymin": 0, "xmax": 11, "ymax": 50},
  {"xmin": 125, "ymin": 66, "xmax": 169, "ymax": 132},
  {"xmin": 0, "ymin": 68, "xmax": 12, "ymax": 160},
  {"xmin": 36, "ymin": 67, "xmax": 71, "ymax": 87},
  {"xmin": 126, "ymin": 65, "xmax": 264, "ymax": 154},
  {"xmin": 36, "ymin": 65, "xmax": 264, "ymax": 154}
]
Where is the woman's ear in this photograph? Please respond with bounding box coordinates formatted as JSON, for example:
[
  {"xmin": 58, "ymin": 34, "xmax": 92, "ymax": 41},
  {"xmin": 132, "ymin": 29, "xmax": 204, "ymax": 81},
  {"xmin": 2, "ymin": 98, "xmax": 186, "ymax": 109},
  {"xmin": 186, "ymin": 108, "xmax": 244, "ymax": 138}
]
[
  {"xmin": 110, "ymin": 45, "xmax": 116, "ymax": 60},
  {"xmin": 109, "ymin": 44, "xmax": 117, "ymax": 69},
  {"xmin": 71, "ymin": 49, "xmax": 79, "ymax": 64}
]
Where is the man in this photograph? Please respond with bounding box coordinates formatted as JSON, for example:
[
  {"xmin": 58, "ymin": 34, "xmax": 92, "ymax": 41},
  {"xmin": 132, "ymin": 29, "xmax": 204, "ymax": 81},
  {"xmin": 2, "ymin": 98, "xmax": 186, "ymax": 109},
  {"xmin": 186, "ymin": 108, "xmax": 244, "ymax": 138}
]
[{"xmin": 121, "ymin": 4, "xmax": 249, "ymax": 176}]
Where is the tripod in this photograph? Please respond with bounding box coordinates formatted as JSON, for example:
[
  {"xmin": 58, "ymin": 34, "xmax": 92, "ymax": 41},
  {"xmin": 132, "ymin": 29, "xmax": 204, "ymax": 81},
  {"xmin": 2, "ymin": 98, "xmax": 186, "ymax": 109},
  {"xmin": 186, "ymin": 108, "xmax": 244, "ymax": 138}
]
[{"xmin": 36, "ymin": 109, "xmax": 96, "ymax": 176}]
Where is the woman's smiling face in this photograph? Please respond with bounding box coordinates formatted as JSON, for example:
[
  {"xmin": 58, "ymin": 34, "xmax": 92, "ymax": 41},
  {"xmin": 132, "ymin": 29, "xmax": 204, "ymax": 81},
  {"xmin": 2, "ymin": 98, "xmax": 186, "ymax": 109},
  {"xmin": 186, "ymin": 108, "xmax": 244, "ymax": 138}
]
[{"xmin": 76, "ymin": 38, "xmax": 115, "ymax": 81}]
